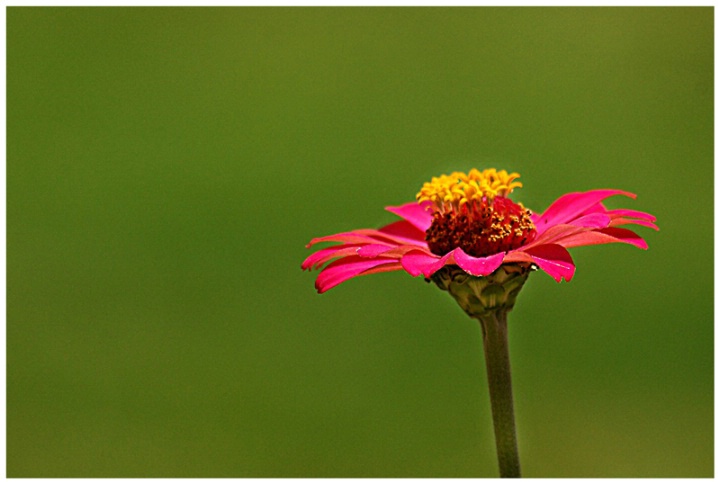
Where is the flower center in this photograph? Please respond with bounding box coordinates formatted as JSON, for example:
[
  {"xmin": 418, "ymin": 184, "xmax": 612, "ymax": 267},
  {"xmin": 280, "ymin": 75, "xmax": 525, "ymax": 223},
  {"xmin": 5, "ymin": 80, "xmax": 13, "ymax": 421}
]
[{"xmin": 417, "ymin": 169, "xmax": 536, "ymax": 258}]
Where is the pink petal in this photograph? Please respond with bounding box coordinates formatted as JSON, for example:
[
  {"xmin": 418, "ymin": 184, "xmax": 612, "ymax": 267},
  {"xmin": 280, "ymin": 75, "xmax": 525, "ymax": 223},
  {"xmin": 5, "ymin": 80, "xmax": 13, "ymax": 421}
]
[
  {"xmin": 577, "ymin": 203, "xmax": 609, "ymax": 216},
  {"xmin": 453, "ymin": 248, "xmax": 506, "ymax": 277},
  {"xmin": 607, "ymin": 208, "xmax": 657, "ymax": 222},
  {"xmin": 376, "ymin": 220, "xmax": 428, "ymax": 245},
  {"xmin": 385, "ymin": 201, "xmax": 433, "ymax": 232},
  {"xmin": 556, "ymin": 227, "xmax": 648, "ymax": 250},
  {"xmin": 315, "ymin": 256, "xmax": 399, "ymax": 293},
  {"xmin": 604, "ymin": 207, "xmax": 659, "ymax": 230},
  {"xmin": 505, "ymin": 246, "xmax": 575, "ymax": 282},
  {"xmin": 302, "ymin": 244, "xmax": 361, "ymax": 270},
  {"xmin": 569, "ymin": 212, "xmax": 612, "ymax": 229},
  {"xmin": 523, "ymin": 244, "xmax": 576, "ymax": 282},
  {"xmin": 534, "ymin": 190, "xmax": 636, "ymax": 233},
  {"xmin": 376, "ymin": 244, "xmax": 433, "ymax": 259},
  {"xmin": 529, "ymin": 223, "xmax": 587, "ymax": 247},
  {"xmin": 400, "ymin": 250, "xmax": 441, "ymax": 277},
  {"xmin": 356, "ymin": 244, "xmax": 394, "ymax": 258},
  {"xmin": 356, "ymin": 243, "xmax": 428, "ymax": 261},
  {"xmin": 503, "ymin": 250, "xmax": 535, "ymax": 264},
  {"xmin": 609, "ymin": 217, "xmax": 659, "ymax": 231},
  {"xmin": 307, "ymin": 231, "xmax": 391, "ymax": 248},
  {"xmin": 358, "ymin": 263, "xmax": 405, "ymax": 277},
  {"xmin": 424, "ymin": 250, "xmax": 458, "ymax": 277},
  {"xmin": 575, "ymin": 204, "xmax": 658, "ymax": 229},
  {"xmin": 354, "ymin": 226, "xmax": 427, "ymax": 247}
]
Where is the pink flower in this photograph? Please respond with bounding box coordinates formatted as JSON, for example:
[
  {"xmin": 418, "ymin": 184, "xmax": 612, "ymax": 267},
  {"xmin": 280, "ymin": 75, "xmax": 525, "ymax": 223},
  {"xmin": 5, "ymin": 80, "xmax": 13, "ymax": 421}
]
[{"xmin": 303, "ymin": 169, "xmax": 657, "ymax": 293}]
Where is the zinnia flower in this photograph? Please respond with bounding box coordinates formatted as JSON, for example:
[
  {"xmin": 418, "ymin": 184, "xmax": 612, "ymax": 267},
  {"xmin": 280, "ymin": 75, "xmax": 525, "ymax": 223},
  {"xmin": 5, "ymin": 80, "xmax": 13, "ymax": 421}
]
[
  {"xmin": 302, "ymin": 168, "xmax": 657, "ymax": 293},
  {"xmin": 302, "ymin": 168, "xmax": 656, "ymax": 477}
]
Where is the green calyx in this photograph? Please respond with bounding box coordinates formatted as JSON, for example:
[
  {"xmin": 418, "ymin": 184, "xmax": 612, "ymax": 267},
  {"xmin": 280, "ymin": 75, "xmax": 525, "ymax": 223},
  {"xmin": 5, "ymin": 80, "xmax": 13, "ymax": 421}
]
[{"xmin": 430, "ymin": 263, "xmax": 533, "ymax": 319}]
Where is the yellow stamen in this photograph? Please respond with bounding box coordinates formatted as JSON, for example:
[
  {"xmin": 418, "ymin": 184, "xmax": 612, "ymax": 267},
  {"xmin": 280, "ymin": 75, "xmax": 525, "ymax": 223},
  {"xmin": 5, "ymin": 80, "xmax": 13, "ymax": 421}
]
[{"xmin": 416, "ymin": 168, "xmax": 523, "ymax": 212}]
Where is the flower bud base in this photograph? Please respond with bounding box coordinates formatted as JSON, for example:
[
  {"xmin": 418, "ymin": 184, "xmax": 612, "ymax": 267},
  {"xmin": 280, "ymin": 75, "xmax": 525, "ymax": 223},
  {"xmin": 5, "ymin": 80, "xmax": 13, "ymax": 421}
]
[{"xmin": 430, "ymin": 263, "xmax": 533, "ymax": 319}]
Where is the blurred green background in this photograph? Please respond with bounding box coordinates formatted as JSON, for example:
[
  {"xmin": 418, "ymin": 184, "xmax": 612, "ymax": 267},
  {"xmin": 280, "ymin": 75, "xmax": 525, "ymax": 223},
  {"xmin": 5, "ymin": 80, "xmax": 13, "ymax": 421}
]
[{"xmin": 7, "ymin": 7, "xmax": 713, "ymax": 477}]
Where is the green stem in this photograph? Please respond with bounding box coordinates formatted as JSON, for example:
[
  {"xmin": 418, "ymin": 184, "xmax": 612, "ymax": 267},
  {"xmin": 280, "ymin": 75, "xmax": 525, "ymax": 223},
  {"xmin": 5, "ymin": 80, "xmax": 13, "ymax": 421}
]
[{"xmin": 479, "ymin": 310, "xmax": 521, "ymax": 478}]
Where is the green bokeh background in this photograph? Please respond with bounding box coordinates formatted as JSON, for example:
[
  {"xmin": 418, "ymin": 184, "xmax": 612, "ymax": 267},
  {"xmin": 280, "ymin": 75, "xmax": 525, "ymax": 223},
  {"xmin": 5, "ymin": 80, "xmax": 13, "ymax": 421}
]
[{"xmin": 8, "ymin": 7, "xmax": 713, "ymax": 477}]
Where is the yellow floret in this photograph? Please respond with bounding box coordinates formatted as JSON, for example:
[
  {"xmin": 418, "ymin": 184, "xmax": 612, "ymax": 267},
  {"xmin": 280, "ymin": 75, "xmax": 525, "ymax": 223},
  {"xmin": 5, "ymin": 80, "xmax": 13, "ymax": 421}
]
[{"xmin": 416, "ymin": 168, "xmax": 523, "ymax": 212}]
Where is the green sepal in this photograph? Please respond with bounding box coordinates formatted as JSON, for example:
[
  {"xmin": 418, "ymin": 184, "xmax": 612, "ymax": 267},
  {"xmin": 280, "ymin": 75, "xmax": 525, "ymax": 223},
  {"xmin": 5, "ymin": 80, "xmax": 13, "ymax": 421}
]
[{"xmin": 430, "ymin": 263, "xmax": 533, "ymax": 319}]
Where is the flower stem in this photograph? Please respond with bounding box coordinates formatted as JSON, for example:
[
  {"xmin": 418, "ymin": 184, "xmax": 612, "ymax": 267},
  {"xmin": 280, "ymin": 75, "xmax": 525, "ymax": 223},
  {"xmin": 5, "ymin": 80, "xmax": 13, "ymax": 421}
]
[
  {"xmin": 479, "ymin": 310, "xmax": 521, "ymax": 478},
  {"xmin": 430, "ymin": 264, "xmax": 530, "ymax": 477}
]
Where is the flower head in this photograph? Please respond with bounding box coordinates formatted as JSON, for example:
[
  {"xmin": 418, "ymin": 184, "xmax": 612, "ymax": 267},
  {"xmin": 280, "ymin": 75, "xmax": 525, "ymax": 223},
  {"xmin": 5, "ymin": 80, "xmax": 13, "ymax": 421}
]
[{"xmin": 303, "ymin": 169, "xmax": 657, "ymax": 293}]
